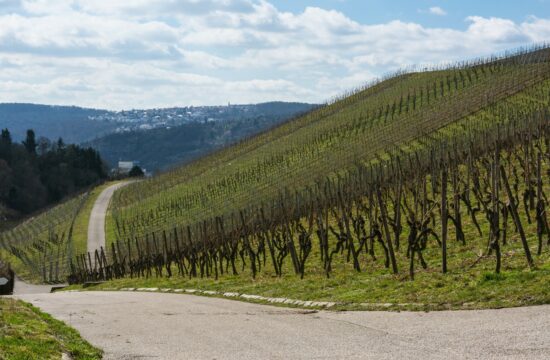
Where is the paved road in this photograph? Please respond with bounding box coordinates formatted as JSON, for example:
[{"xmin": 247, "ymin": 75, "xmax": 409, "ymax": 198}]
[
  {"xmin": 12, "ymin": 276, "xmax": 53, "ymax": 295},
  {"xmin": 16, "ymin": 291, "xmax": 550, "ymax": 360},
  {"xmin": 87, "ymin": 182, "xmax": 130, "ymax": 255}
]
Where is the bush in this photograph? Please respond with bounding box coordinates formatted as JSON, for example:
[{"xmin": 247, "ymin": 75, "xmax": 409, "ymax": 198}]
[{"xmin": 128, "ymin": 165, "xmax": 144, "ymax": 177}]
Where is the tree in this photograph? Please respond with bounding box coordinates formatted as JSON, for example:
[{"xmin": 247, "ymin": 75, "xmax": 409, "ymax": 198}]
[
  {"xmin": 0, "ymin": 128, "xmax": 108, "ymax": 215},
  {"xmin": 0, "ymin": 159, "xmax": 13, "ymax": 198},
  {"xmin": 57, "ymin": 137, "xmax": 65, "ymax": 150},
  {"xmin": 128, "ymin": 165, "xmax": 144, "ymax": 177},
  {"xmin": 0, "ymin": 129, "xmax": 12, "ymax": 161},
  {"xmin": 37, "ymin": 137, "xmax": 51, "ymax": 155},
  {"xmin": 1, "ymin": 129, "xmax": 11, "ymax": 145},
  {"xmin": 23, "ymin": 129, "xmax": 37, "ymax": 154}
]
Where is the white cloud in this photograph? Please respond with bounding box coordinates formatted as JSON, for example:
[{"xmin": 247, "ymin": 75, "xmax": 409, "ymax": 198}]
[
  {"xmin": 520, "ymin": 17, "xmax": 550, "ymax": 42},
  {"xmin": 466, "ymin": 16, "xmax": 529, "ymax": 42},
  {"xmin": 0, "ymin": 1, "xmax": 548, "ymax": 109},
  {"xmin": 429, "ymin": 6, "xmax": 447, "ymax": 16}
]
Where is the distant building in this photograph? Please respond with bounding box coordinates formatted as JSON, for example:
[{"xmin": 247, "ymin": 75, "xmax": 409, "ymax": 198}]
[
  {"xmin": 113, "ymin": 160, "xmax": 151, "ymax": 177},
  {"xmin": 118, "ymin": 161, "xmax": 138, "ymax": 172}
]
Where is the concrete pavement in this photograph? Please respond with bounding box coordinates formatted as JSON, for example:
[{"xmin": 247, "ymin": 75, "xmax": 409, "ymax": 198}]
[
  {"xmin": 16, "ymin": 291, "xmax": 550, "ymax": 360},
  {"xmin": 87, "ymin": 182, "xmax": 130, "ymax": 255},
  {"xmin": 12, "ymin": 276, "xmax": 53, "ymax": 295}
]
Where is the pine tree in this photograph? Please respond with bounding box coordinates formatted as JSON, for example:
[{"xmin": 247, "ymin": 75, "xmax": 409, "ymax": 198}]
[
  {"xmin": 23, "ymin": 129, "xmax": 37, "ymax": 154},
  {"xmin": 1, "ymin": 129, "xmax": 12, "ymax": 145}
]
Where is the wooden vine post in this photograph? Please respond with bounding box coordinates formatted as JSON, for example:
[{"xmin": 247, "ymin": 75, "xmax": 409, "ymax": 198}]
[
  {"xmin": 441, "ymin": 165, "xmax": 448, "ymax": 274},
  {"xmin": 500, "ymin": 165, "xmax": 534, "ymax": 269},
  {"xmin": 376, "ymin": 187, "xmax": 398, "ymax": 274}
]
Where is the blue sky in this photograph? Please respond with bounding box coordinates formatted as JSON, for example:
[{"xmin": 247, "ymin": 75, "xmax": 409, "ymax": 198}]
[
  {"xmin": 276, "ymin": 1, "xmax": 550, "ymax": 28},
  {"xmin": 0, "ymin": 0, "xmax": 549, "ymax": 109}
]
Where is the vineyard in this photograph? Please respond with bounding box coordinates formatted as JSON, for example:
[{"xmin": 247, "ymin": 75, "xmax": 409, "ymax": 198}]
[
  {"xmin": 65, "ymin": 45, "xmax": 550, "ymax": 291},
  {"xmin": 108, "ymin": 46, "xmax": 550, "ymax": 239},
  {"xmin": 1, "ymin": 46, "xmax": 549, "ymax": 299},
  {"xmin": 0, "ymin": 192, "xmax": 90, "ymax": 283}
]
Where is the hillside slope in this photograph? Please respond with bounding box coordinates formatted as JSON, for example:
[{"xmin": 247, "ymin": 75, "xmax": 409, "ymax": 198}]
[
  {"xmin": 2, "ymin": 47, "xmax": 549, "ymax": 302},
  {"xmin": 0, "ymin": 104, "xmax": 113, "ymax": 143},
  {"xmin": 110, "ymin": 46, "xmax": 550, "ymax": 240},
  {"xmin": 60, "ymin": 45, "xmax": 550, "ymax": 309}
]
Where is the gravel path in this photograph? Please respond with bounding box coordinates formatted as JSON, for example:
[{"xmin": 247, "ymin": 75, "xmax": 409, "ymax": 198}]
[
  {"xmin": 87, "ymin": 182, "xmax": 130, "ymax": 254},
  {"xmin": 16, "ymin": 291, "xmax": 550, "ymax": 360}
]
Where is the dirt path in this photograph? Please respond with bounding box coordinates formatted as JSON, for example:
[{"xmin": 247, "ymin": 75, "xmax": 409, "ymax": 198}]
[
  {"xmin": 16, "ymin": 291, "xmax": 550, "ymax": 360},
  {"xmin": 87, "ymin": 182, "xmax": 131, "ymax": 255}
]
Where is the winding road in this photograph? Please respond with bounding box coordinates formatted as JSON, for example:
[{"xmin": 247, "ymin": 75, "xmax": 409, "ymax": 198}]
[
  {"xmin": 11, "ymin": 181, "xmax": 550, "ymax": 359},
  {"xmin": 87, "ymin": 182, "xmax": 131, "ymax": 255}
]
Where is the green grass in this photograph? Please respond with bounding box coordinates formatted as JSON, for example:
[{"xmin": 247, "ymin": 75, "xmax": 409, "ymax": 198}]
[
  {"xmin": 0, "ymin": 298, "xmax": 102, "ymax": 360},
  {"xmin": 68, "ymin": 255, "xmax": 550, "ymax": 312}
]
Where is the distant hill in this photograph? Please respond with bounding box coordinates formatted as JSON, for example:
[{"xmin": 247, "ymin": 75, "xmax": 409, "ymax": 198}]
[
  {"xmin": 0, "ymin": 102, "xmax": 318, "ymax": 162},
  {"xmin": 87, "ymin": 102, "xmax": 318, "ymax": 172},
  {"xmin": 0, "ymin": 103, "xmax": 114, "ymax": 143}
]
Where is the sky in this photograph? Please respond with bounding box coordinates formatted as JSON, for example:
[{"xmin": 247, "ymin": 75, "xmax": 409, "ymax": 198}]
[{"xmin": 0, "ymin": 0, "xmax": 549, "ymax": 110}]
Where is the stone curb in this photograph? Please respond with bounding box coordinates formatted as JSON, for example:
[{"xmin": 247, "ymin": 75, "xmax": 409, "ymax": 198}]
[
  {"xmin": 115, "ymin": 287, "xmax": 337, "ymax": 308},
  {"xmin": 70, "ymin": 287, "xmax": 441, "ymax": 309}
]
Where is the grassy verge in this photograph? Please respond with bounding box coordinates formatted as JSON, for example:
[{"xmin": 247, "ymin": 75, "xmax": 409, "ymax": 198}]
[
  {"xmin": 0, "ymin": 298, "xmax": 102, "ymax": 360},
  {"xmin": 65, "ymin": 241, "xmax": 550, "ymax": 311}
]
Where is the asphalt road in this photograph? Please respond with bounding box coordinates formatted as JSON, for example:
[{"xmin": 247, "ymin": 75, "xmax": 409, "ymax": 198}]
[
  {"xmin": 16, "ymin": 291, "xmax": 550, "ymax": 360},
  {"xmin": 11, "ymin": 276, "xmax": 53, "ymax": 295},
  {"xmin": 87, "ymin": 182, "xmax": 130, "ymax": 255}
]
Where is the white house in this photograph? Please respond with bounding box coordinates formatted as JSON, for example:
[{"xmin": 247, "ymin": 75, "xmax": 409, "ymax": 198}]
[{"xmin": 118, "ymin": 161, "xmax": 139, "ymax": 173}]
